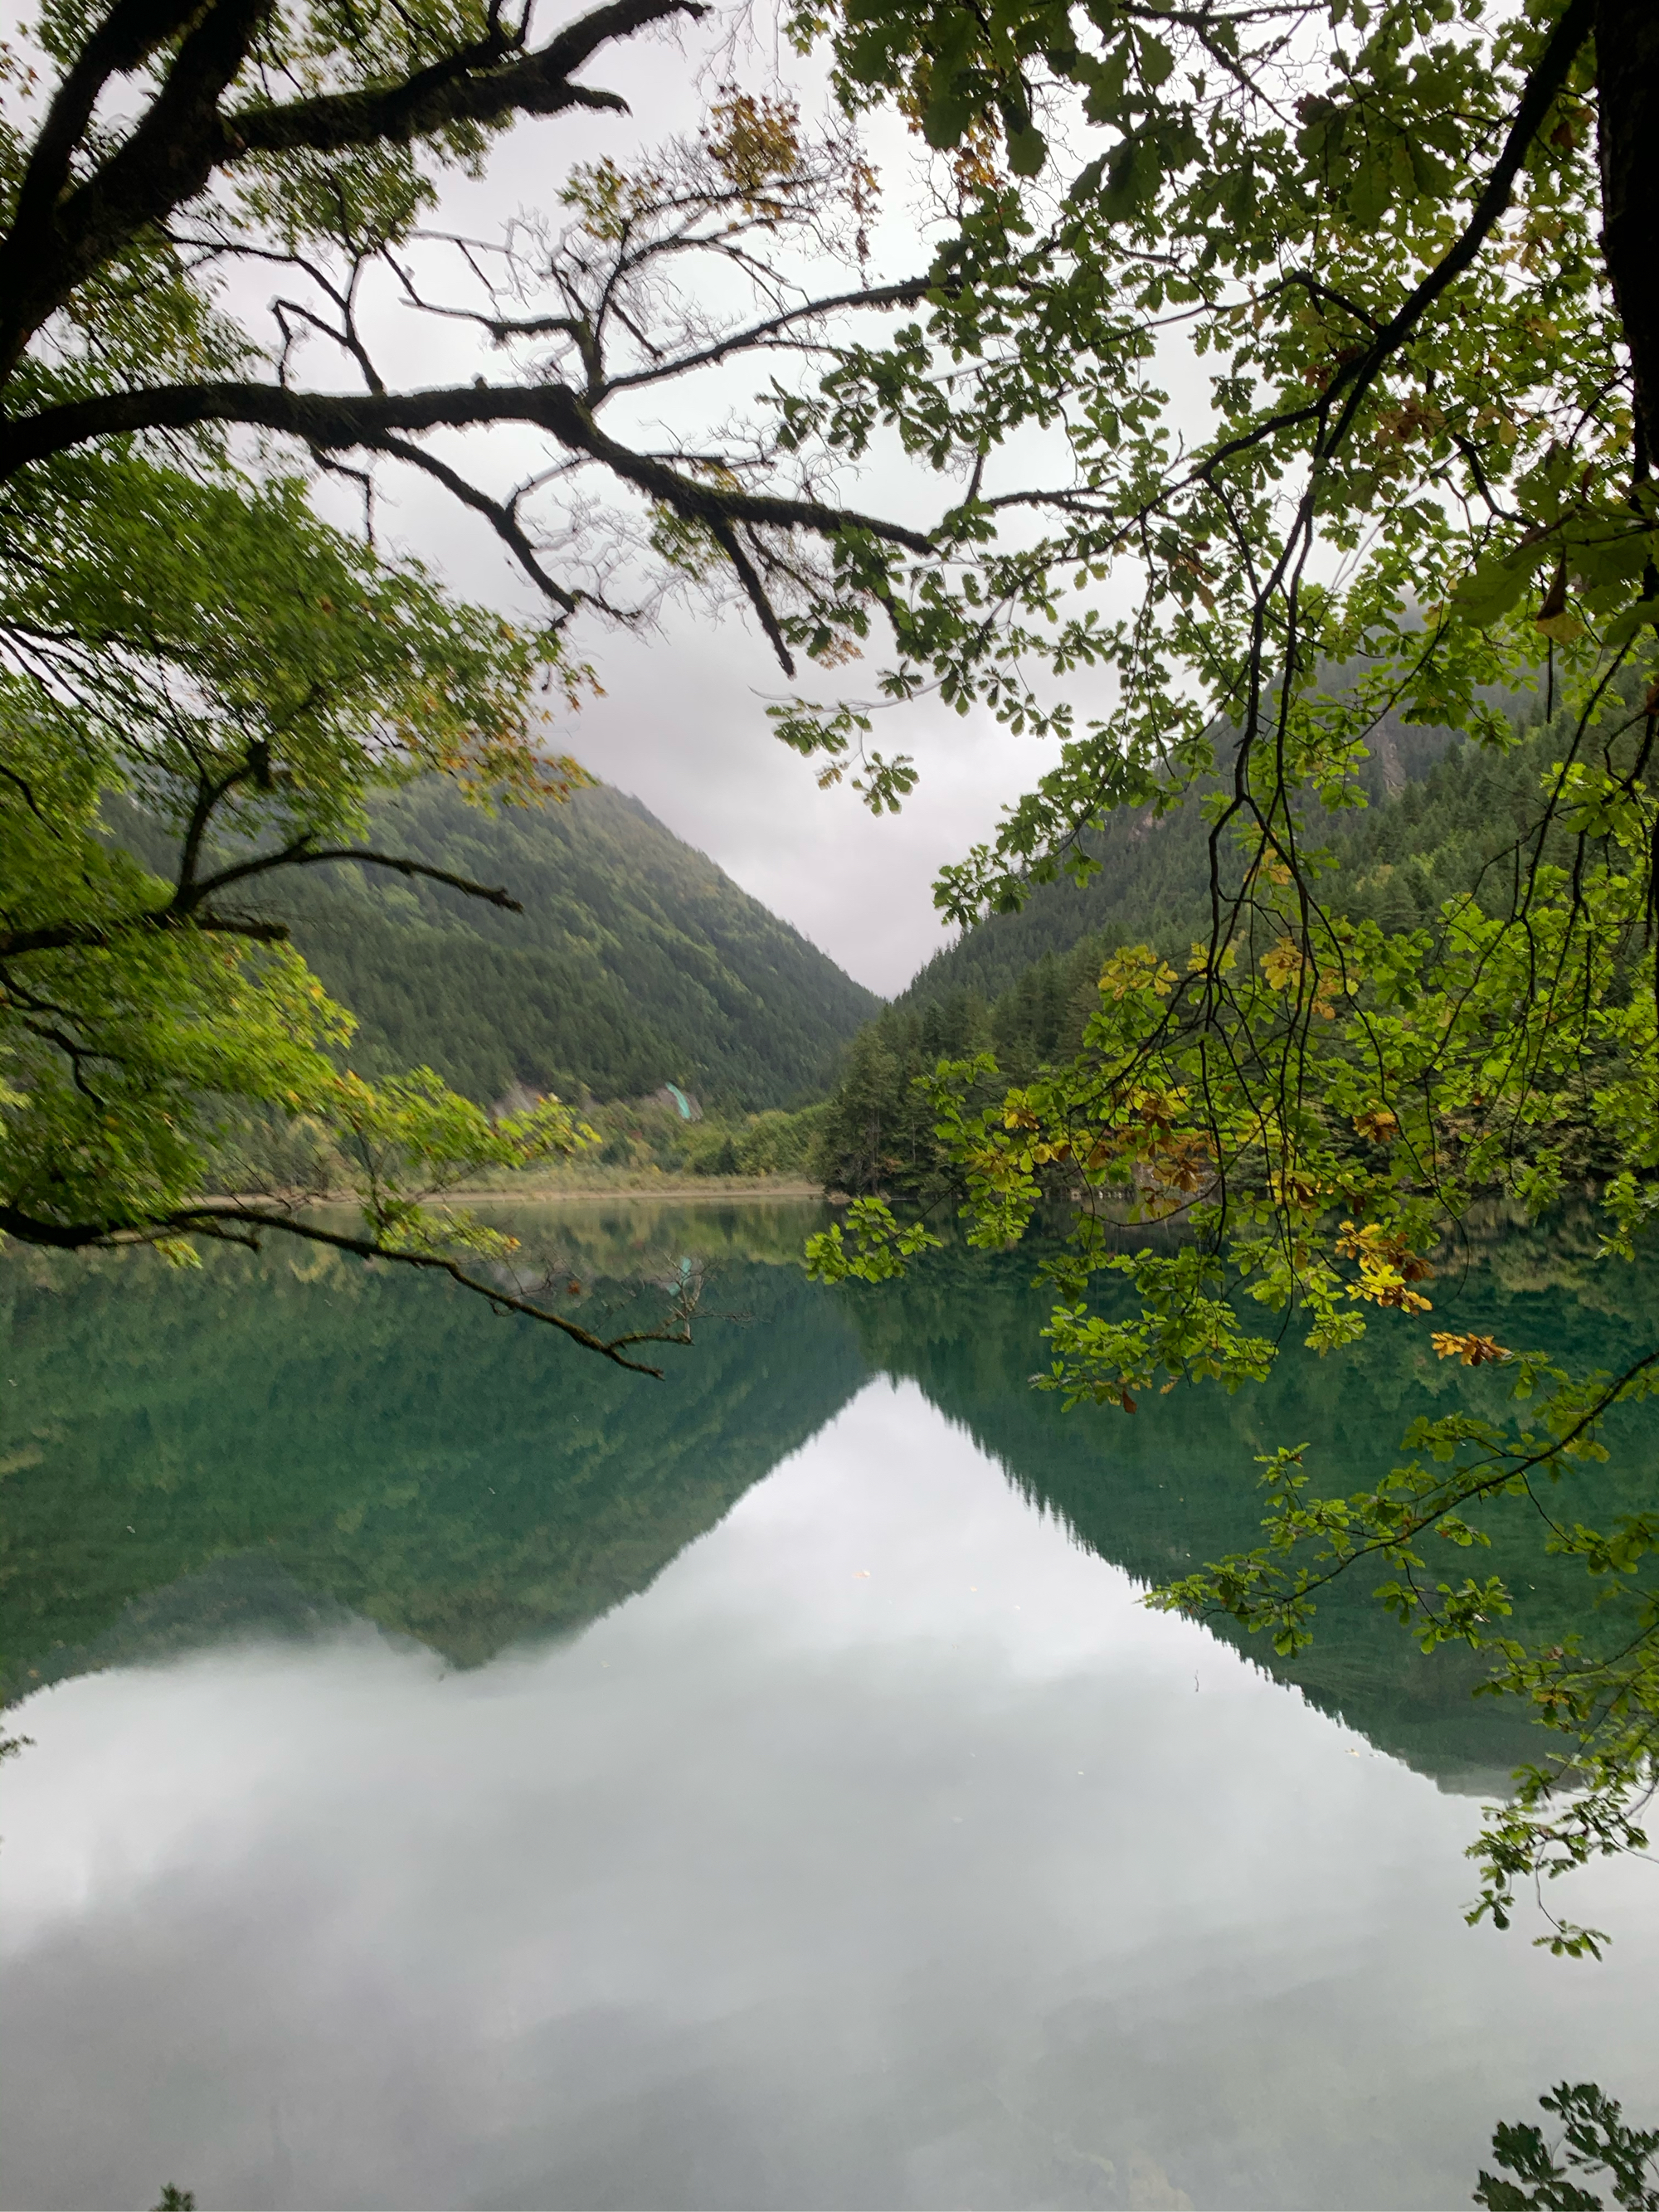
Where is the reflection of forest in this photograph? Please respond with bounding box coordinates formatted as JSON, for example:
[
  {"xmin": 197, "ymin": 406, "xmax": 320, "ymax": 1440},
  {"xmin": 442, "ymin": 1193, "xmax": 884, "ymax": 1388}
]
[
  {"xmin": 5, "ymin": 1204, "xmax": 1653, "ymax": 1795},
  {"xmin": 1, "ymin": 1206, "xmax": 860, "ymax": 1697},
  {"xmin": 855, "ymin": 1212, "xmax": 1659, "ymax": 1792}
]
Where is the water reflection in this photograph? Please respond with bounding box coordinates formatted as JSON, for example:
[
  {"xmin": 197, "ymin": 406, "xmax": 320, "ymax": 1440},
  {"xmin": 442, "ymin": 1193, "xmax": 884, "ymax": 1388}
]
[
  {"xmin": 2, "ymin": 1207, "xmax": 859, "ymax": 1694},
  {"xmin": 2, "ymin": 1207, "xmax": 1657, "ymax": 2209}
]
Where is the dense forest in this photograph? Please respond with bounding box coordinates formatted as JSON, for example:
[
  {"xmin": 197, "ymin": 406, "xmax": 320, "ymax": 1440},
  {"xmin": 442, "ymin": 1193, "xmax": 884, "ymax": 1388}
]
[
  {"xmin": 899, "ymin": 702, "xmax": 1466, "ymax": 1011},
  {"xmin": 273, "ymin": 783, "xmax": 878, "ymax": 1111},
  {"xmin": 818, "ymin": 710, "xmax": 1569, "ymax": 1196},
  {"xmin": 100, "ymin": 697, "xmax": 1593, "ymax": 1202},
  {"xmin": 118, "ymin": 781, "xmax": 878, "ymax": 1115}
]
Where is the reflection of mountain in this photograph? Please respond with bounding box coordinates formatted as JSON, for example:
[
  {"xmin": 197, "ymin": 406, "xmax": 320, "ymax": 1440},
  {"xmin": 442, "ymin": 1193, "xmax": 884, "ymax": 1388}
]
[
  {"xmin": 847, "ymin": 1226, "xmax": 1659, "ymax": 1794},
  {"xmin": 1, "ymin": 1232, "xmax": 865, "ymax": 1699},
  {"xmin": 6, "ymin": 1208, "xmax": 1650, "ymax": 1801}
]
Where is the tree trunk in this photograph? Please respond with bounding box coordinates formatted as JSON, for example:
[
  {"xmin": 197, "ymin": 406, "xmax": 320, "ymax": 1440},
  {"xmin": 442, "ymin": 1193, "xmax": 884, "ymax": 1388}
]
[{"xmin": 1596, "ymin": 0, "xmax": 1659, "ymax": 467}]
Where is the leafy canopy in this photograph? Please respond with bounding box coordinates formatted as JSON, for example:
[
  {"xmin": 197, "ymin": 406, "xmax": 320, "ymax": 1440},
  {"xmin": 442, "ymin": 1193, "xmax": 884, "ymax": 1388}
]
[
  {"xmin": 0, "ymin": 0, "xmax": 938, "ymax": 1368},
  {"xmin": 795, "ymin": 0, "xmax": 1659, "ymax": 1949}
]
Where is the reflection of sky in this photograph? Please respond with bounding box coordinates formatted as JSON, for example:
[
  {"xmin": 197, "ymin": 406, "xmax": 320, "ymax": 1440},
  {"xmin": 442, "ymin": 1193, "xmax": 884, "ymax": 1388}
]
[{"xmin": 4, "ymin": 1379, "xmax": 1656, "ymax": 2211}]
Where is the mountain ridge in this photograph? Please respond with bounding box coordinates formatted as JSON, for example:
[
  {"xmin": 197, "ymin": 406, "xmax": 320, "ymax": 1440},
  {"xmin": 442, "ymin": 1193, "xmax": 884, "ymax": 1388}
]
[{"xmin": 114, "ymin": 779, "xmax": 881, "ymax": 1113}]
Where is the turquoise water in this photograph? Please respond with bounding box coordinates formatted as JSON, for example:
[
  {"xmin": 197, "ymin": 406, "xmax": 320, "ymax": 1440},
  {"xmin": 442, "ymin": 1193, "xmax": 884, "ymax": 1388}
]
[{"xmin": 2, "ymin": 1203, "xmax": 1656, "ymax": 2209}]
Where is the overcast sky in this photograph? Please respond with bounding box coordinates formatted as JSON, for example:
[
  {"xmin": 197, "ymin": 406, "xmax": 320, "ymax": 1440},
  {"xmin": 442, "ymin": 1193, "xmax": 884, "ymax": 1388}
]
[{"xmin": 294, "ymin": 10, "xmax": 1121, "ymax": 998}]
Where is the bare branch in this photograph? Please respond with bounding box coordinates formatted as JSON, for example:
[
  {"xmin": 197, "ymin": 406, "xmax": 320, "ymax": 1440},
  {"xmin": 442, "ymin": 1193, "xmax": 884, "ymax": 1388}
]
[
  {"xmin": 364, "ymin": 433, "xmax": 583, "ymax": 614},
  {"xmin": 0, "ymin": 1199, "xmax": 684, "ymax": 1375},
  {"xmin": 600, "ymin": 276, "xmax": 937, "ymax": 397},
  {"xmin": 0, "ymin": 0, "xmax": 710, "ymax": 380}
]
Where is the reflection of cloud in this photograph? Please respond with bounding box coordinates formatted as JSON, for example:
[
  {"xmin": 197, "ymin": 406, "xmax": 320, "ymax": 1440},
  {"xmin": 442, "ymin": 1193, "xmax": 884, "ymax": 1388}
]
[{"xmin": 3, "ymin": 1383, "xmax": 1657, "ymax": 2210}]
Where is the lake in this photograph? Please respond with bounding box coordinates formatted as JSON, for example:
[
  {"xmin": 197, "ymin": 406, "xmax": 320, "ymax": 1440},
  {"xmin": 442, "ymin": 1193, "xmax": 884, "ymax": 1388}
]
[{"xmin": 2, "ymin": 1200, "xmax": 1657, "ymax": 2210}]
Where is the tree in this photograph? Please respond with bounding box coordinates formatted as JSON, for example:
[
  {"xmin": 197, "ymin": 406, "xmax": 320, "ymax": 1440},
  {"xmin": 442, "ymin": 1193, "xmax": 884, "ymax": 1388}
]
[
  {"xmin": 791, "ymin": 0, "xmax": 1659, "ymax": 1947},
  {"xmin": 0, "ymin": 0, "xmax": 951, "ymax": 1369}
]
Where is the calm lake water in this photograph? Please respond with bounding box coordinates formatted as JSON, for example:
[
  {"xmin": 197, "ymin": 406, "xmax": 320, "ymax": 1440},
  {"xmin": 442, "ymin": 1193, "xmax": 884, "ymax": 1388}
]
[{"xmin": 3, "ymin": 1201, "xmax": 1657, "ymax": 2210}]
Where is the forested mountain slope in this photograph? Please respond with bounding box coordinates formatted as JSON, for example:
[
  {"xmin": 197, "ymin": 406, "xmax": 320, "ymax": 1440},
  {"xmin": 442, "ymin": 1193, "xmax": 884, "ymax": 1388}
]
[
  {"xmin": 821, "ymin": 711, "xmax": 1567, "ymax": 1194},
  {"xmin": 202, "ymin": 782, "xmax": 878, "ymax": 1111},
  {"xmin": 901, "ymin": 705, "xmax": 1462, "ymax": 1013}
]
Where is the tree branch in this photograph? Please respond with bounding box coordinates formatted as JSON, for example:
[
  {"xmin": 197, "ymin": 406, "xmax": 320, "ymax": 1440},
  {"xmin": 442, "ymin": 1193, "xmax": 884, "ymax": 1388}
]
[
  {"xmin": 1184, "ymin": 0, "xmax": 1596, "ymax": 498},
  {"xmin": 0, "ymin": 0, "xmax": 708, "ymax": 380},
  {"xmin": 0, "ymin": 0, "xmax": 275, "ymax": 376},
  {"xmin": 599, "ymin": 276, "xmax": 937, "ymax": 396},
  {"xmin": 1318, "ymin": 0, "xmax": 1596, "ymax": 454},
  {"xmin": 0, "ymin": 1199, "xmax": 681, "ymax": 1374},
  {"xmin": 226, "ymin": 0, "xmax": 706, "ymax": 158},
  {"xmin": 4, "ymin": 0, "xmax": 204, "ymax": 274},
  {"xmin": 186, "ymin": 842, "xmax": 527, "ymax": 911},
  {"xmin": 705, "ymin": 513, "xmax": 795, "ymax": 674},
  {"xmin": 0, "ymin": 377, "xmax": 937, "ymax": 553},
  {"xmin": 363, "ymin": 432, "xmax": 582, "ymax": 614},
  {"xmin": 0, "ymin": 845, "xmax": 523, "ymax": 955},
  {"xmin": 1596, "ymin": 0, "xmax": 1659, "ymax": 461}
]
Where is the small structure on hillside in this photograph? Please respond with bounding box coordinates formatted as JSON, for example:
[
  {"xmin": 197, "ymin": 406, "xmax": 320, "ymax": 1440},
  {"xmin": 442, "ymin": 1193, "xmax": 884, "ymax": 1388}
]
[{"xmin": 654, "ymin": 1083, "xmax": 702, "ymax": 1122}]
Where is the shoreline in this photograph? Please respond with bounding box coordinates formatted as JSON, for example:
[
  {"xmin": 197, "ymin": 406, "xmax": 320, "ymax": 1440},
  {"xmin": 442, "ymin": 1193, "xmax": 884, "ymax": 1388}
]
[{"xmin": 440, "ymin": 1179, "xmax": 831, "ymax": 1206}]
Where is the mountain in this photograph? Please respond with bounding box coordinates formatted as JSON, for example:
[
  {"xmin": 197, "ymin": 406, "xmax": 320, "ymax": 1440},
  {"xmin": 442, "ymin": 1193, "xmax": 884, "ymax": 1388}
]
[
  {"xmin": 146, "ymin": 780, "xmax": 878, "ymax": 1111},
  {"xmin": 816, "ymin": 707, "xmax": 1574, "ymax": 1194},
  {"xmin": 900, "ymin": 703, "xmax": 1462, "ymax": 1014}
]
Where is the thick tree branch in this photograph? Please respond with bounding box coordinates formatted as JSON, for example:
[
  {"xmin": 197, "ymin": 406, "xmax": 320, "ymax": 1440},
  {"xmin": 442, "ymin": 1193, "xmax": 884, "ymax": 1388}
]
[
  {"xmin": 706, "ymin": 513, "xmax": 795, "ymax": 675},
  {"xmin": 186, "ymin": 842, "xmax": 527, "ymax": 911},
  {"xmin": 0, "ymin": 846, "xmax": 523, "ymax": 956},
  {"xmin": 5, "ymin": 0, "xmax": 204, "ymax": 269},
  {"xmin": 0, "ymin": 0, "xmax": 275, "ymax": 376},
  {"xmin": 227, "ymin": 0, "xmax": 705, "ymax": 157},
  {"xmin": 0, "ymin": 377, "xmax": 937, "ymax": 552},
  {"xmin": 1595, "ymin": 0, "xmax": 1659, "ymax": 464}
]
